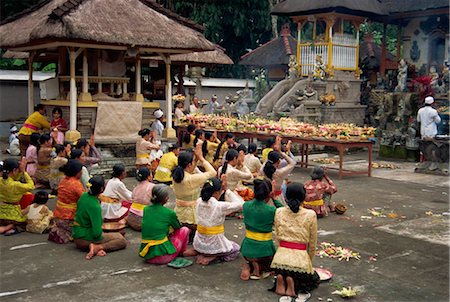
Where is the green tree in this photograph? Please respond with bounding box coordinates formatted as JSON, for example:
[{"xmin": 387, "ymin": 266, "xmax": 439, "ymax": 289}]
[
  {"xmin": 0, "ymin": 0, "xmax": 42, "ymax": 21},
  {"xmin": 158, "ymin": 0, "xmax": 273, "ymax": 78}
]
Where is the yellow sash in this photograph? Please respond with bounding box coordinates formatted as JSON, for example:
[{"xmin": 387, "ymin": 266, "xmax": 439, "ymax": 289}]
[
  {"xmin": 246, "ymin": 230, "xmax": 272, "ymax": 241},
  {"xmin": 137, "ymin": 154, "xmax": 150, "ymax": 159},
  {"xmin": 99, "ymin": 195, "xmax": 119, "ymax": 204},
  {"xmin": 139, "ymin": 237, "xmax": 169, "ymax": 257},
  {"xmin": 56, "ymin": 200, "xmax": 77, "ymax": 210},
  {"xmin": 197, "ymin": 224, "xmax": 224, "ymax": 235},
  {"xmin": 131, "ymin": 202, "xmax": 146, "ymax": 211},
  {"xmin": 303, "ymin": 199, "xmax": 324, "ymax": 207},
  {"xmin": 175, "ymin": 199, "xmax": 197, "ymax": 207}
]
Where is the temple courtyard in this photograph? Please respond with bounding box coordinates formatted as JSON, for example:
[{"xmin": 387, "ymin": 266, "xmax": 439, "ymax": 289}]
[{"xmin": 0, "ymin": 151, "xmax": 448, "ymax": 302}]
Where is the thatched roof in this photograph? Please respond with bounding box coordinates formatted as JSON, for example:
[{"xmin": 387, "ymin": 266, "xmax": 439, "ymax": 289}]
[
  {"xmin": 272, "ymin": 0, "xmax": 387, "ymax": 18},
  {"xmin": 162, "ymin": 45, "xmax": 233, "ymax": 65},
  {"xmin": 239, "ymin": 25, "xmax": 296, "ymax": 67},
  {"xmin": 0, "ymin": 0, "xmax": 215, "ymax": 52}
]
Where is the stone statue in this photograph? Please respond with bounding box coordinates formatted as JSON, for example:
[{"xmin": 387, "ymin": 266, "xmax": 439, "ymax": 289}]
[
  {"xmin": 288, "ymin": 55, "xmax": 298, "ymax": 79},
  {"xmin": 405, "ymin": 120, "xmax": 419, "ymax": 150},
  {"xmin": 395, "ymin": 59, "xmax": 408, "ymax": 92},
  {"xmin": 429, "ymin": 66, "xmax": 439, "ymax": 89},
  {"xmin": 314, "ymin": 55, "xmax": 326, "ymax": 81},
  {"xmin": 394, "ymin": 97, "xmax": 406, "ymax": 122}
]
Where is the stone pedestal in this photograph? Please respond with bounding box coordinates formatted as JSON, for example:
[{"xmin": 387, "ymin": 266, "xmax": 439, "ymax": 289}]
[
  {"xmin": 78, "ymin": 92, "xmax": 92, "ymax": 102},
  {"xmin": 131, "ymin": 93, "xmax": 144, "ymax": 102},
  {"xmin": 320, "ymin": 104, "xmax": 366, "ymax": 124},
  {"xmin": 163, "ymin": 127, "xmax": 177, "ymax": 139}
]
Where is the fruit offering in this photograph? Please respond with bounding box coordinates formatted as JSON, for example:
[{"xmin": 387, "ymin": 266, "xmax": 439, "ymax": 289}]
[{"xmin": 181, "ymin": 114, "xmax": 376, "ymax": 141}]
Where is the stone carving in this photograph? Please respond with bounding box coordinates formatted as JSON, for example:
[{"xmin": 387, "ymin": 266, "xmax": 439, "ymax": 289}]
[
  {"xmin": 405, "ymin": 119, "xmax": 419, "ymax": 150},
  {"xmin": 314, "ymin": 55, "xmax": 326, "ymax": 81},
  {"xmin": 410, "ymin": 41, "xmax": 420, "ymax": 62},
  {"xmin": 395, "ymin": 59, "xmax": 408, "ymax": 92},
  {"xmin": 288, "ymin": 55, "xmax": 298, "ymax": 79}
]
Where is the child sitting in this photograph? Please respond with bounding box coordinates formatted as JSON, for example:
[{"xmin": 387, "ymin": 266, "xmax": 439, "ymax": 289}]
[
  {"xmin": 49, "ymin": 144, "xmax": 68, "ymax": 194},
  {"xmin": 303, "ymin": 167, "xmax": 337, "ymax": 217},
  {"xmin": 22, "ymin": 190, "xmax": 54, "ymax": 234}
]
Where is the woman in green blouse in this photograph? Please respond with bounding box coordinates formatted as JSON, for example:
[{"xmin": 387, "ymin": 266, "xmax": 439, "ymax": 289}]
[
  {"xmin": 240, "ymin": 178, "xmax": 283, "ymax": 280},
  {"xmin": 72, "ymin": 176, "xmax": 127, "ymax": 260},
  {"xmin": 139, "ymin": 184, "xmax": 191, "ymax": 264}
]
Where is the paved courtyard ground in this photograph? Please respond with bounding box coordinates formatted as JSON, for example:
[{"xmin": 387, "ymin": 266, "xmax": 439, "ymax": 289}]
[{"xmin": 0, "ymin": 149, "xmax": 449, "ymax": 302}]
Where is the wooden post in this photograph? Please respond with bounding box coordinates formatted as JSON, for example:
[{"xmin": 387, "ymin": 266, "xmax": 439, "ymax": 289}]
[
  {"xmin": 27, "ymin": 51, "xmax": 35, "ymax": 115},
  {"xmin": 325, "ymin": 16, "xmax": 336, "ymax": 72},
  {"xmin": 161, "ymin": 53, "xmax": 176, "ymax": 138},
  {"xmin": 380, "ymin": 23, "xmax": 387, "ymax": 75},
  {"xmin": 68, "ymin": 47, "xmax": 83, "ymax": 130},
  {"xmin": 79, "ymin": 49, "xmax": 92, "ymax": 101},
  {"xmin": 97, "ymin": 50, "xmax": 102, "ymax": 94},
  {"xmin": 69, "ymin": 48, "xmax": 77, "ymax": 130},
  {"xmin": 297, "ymin": 22, "xmax": 303, "ymax": 75},
  {"xmin": 134, "ymin": 56, "xmax": 144, "ymax": 101}
]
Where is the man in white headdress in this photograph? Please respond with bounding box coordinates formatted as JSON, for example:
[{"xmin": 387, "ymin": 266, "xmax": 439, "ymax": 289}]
[
  {"xmin": 205, "ymin": 95, "xmax": 220, "ymax": 115},
  {"xmin": 151, "ymin": 109, "xmax": 165, "ymax": 138},
  {"xmin": 7, "ymin": 125, "xmax": 20, "ymax": 156},
  {"xmin": 417, "ymin": 96, "xmax": 441, "ymax": 139}
]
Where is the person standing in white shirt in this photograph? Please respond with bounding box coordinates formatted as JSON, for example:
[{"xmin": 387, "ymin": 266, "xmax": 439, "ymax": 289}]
[
  {"xmin": 417, "ymin": 96, "xmax": 441, "ymax": 139},
  {"xmin": 151, "ymin": 109, "xmax": 165, "ymax": 138}
]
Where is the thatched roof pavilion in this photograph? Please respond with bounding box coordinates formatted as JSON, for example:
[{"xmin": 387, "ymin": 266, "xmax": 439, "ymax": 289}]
[
  {"xmin": 0, "ymin": 0, "xmax": 214, "ymax": 52},
  {"xmin": 0, "ymin": 0, "xmax": 216, "ymax": 138}
]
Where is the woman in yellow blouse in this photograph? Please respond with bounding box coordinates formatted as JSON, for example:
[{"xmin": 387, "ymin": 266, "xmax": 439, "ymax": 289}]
[
  {"xmin": 153, "ymin": 143, "xmax": 180, "ymax": 185},
  {"xmin": 202, "ymin": 131, "xmax": 221, "ymax": 165},
  {"xmin": 136, "ymin": 128, "xmax": 160, "ymax": 169},
  {"xmin": 18, "ymin": 104, "xmax": 50, "ymax": 156},
  {"xmin": 171, "ymin": 144, "xmax": 216, "ymax": 242},
  {"xmin": 0, "ymin": 158, "xmax": 35, "ymax": 234}
]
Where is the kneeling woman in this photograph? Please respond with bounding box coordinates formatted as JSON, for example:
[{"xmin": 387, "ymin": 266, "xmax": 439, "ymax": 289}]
[
  {"xmin": 127, "ymin": 167, "xmax": 154, "ymax": 231},
  {"xmin": 240, "ymin": 178, "xmax": 283, "ymax": 280},
  {"xmin": 139, "ymin": 185, "xmax": 191, "ymax": 265},
  {"xmin": 0, "ymin": 158, "xmax": 35, "ymax": 234},
  {"xmin": 99, "ymin": 164, "xmax": 132, "ymax": 222},
  {"xmin": 194, "ymin": 177, "xmax": 244, "ymax": 265},
  {"xmin": 270, "ymin": 183, "xmax": 319, "ymax": 297},
  {"xmin": 73, "ymin": 176, "xmax": 127, "ymax": 260}
]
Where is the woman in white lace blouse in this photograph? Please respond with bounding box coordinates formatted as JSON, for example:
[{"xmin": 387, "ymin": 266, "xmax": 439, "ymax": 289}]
[{"xmin": 193, "ymin": 177, "xmax": 244, "ymax": 265}]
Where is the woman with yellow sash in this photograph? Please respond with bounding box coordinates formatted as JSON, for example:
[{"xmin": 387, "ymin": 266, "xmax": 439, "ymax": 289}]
[
  {"xmin": 99, "ymin": 164, "xmax": 132, "ymax": 222},
  {"xmin": 172, "ymin": 144, "xmax": 216, "ymax": 242},
  {"xmin": 153, "ymin": 143, "xmax": 180, "ymax": 185},
  {"xmin": 73, "ymin": 176, "xmax": 127, "ymax": 260},
  {"xmin": 18, "ymin": 104, "xmax": 50, "ymax": 156},
  {"xmin": 140, "ymin": 185, "xmax": 191, "ymax": 264},
  {"xmin": 303, "ymin": 167, "xmax": 337, "ymax": 218},
  {"xmin": 48, "ymin": 160, "xmax": 86, "ymax": 244},
  {"xmin": 240, "ymin": 178, "xmax": 283, "ymax": 280},
  {"xmin": 135, "ymin": 128, "xmax": 160, "ymax": 170},
  {"xmin": 0, "ymin": 158, "xmax": 35, "ymax": 235},
  {"xmin": 270, "ymin": 183, "xmax": 319, "ymax": 297},
  {"xmin": 193, "ymin": 177, "xmax": 244, "ymax": 265},
  {"xmin": 127, "ymin": 167, "xmax": 154, "ymax": 231},
  {"xmin": 181, "ymin": 124, "xmax": 196, "ymax": 150}
]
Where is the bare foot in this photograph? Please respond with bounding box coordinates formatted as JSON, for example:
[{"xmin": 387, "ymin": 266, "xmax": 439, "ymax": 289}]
[
  {"xmin": 196, "ymin": 254, "xmax": 217, "ymax": 265},
  {"xmin": 86, "ymin": 243, "xmax": 96, "ymax": 260},
  {"xmin": 251, "ymin": 261, "xmax": 260, "ymax": 277},
  {"xmin": 240, "ymin": 262, "xmax": 251, "ymax": 281},
  {"xmin": 275, "ymin": 274, "xmax": 286, "ymax": 296},
  {"xmin": 286, "ymin": 276, "xmax": 296, "ymax": 297},
  {"xmin": 182, "ymin": 247, "xmax": 198, "ymax": 257},
  {"xmin": 0, "ymin": 224, "xmax": 14, "ymax": 234},
  {"xmin": 96, "ymin": 249, "xmax": 106, "ymax": 257}
]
